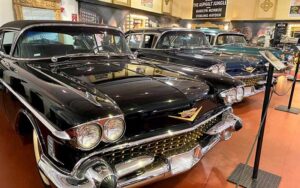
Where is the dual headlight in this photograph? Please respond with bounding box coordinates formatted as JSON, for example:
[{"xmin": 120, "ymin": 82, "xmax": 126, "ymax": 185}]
[
  {"xmin": 208, "ymin": 64, "xmax": 226, "ymax": 75},
  {"xmin": 219, "ymin": 87, "xmax": 244, "ymax": 105},
  {"xmin": 69, "ymin": 117, "xmax": 125, "ymax": 150}
]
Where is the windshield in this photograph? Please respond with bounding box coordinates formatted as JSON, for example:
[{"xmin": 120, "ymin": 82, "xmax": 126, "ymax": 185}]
[
  {"xmin": 14, "ymin": 26, "xmax": 131, "ymax": 58},
  {"xmin": 216, "ymin": 34, "xmax": 247, "ymax": 45},
  {"xmin": 156, "ymin": 31, "xmax": 210, "ymax": 49}
]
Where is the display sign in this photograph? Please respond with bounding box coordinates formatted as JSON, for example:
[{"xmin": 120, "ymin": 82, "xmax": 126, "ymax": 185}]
[
  {"xmin": 260, "ymin": 51, "xmax": 286, "ymax": 71},
  {"xmin": 193, "ymin": 0, "xmax": 227, "ymax": 19},
  {"xmin": 274, "ymin": 23, "xmax": 288, "ymax": 45},
  {"xmin": 141, "ymin": 0, "xmax": 153, "ymax": 8}
]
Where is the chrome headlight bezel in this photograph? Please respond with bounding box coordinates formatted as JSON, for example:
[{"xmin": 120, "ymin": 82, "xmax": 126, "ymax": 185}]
[
  {"xmin": 75, "ymin": 123, "xmax": 102, "ymax": 150},
  {"xmin": 208, "ymin": 64, "xmax": 226, "ymax": 75},
  {"xmin": 219, "ymin": 86, "xmax": 244, "ymax": 105},
  {"xmin": 102, "ymin": 117, "xmax": 126, "ymax": 143},
  {"xmin": 67, "ymin": 115, "xmax": 126, "ymax": 151}
]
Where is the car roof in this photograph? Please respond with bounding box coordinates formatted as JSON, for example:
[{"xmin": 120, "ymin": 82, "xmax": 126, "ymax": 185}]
[
  {"xmin": 126, "ymin": 27, "xmax": 205, "ymax": 34},
  {"xmin": 1, "ymin": 20, "xmax": 118, "ymax": 30}
]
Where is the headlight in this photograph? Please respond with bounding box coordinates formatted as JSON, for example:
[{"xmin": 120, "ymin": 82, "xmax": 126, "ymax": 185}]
[
  {"xmin": 102, "ymin": 118, "xmax": 125, "ymax": 142},
  {"xmin": 219, "ymin": 87, "xmax": 244, "ymax": 105},
  {"xmin": 209, "ymin": 64, "xmax": 226, "ymax": 74},
  {"xmin": 76, "ymin": 124, "xmax": 101, "ymax": 150}
]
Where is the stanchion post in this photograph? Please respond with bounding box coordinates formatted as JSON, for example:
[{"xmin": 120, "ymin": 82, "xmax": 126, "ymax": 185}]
[
  {"xmin": 252, "ymin": 64, "xmax": 274, "ymax": 179},
  {"xmin": 287, "ymin": 54, "xmax": 300, "ymax": 109}
]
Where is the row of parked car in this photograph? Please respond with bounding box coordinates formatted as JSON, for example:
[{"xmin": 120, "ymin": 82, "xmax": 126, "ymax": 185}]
[{"xmin": 0, "ymin": 20, "xmax": 288, "ymax": 188}]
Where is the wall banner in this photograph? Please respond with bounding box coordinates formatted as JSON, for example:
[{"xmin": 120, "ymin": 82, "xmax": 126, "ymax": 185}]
[{"xmin": 193, "ymin": 0, "xmax": 227, "ymax": 19}]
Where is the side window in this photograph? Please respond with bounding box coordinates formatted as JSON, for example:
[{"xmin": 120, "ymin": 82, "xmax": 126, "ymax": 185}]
[
  {"xmin": 128, "ymin": 34, "xmax": 143, "ymax": 49},
  {"xmin": 1, "ymin": 31, "xmax": 16, "ymax": 55},
  {"xmin": 141, "ymin": 34, "xmax": 157, "ymax": 48},
  {"xmin": 216, "ymin": 35, "xmax": 225, "ymax": 45}
]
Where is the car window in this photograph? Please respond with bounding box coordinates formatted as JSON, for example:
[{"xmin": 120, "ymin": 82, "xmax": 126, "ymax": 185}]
[
  {"xmin": 216, "ymin": 34, "xmax": 247, "ymax": 45},
  {"xmin": 13, "ymin": 26, "xmax": 130, "ymax": 58},
  {"xmin": 128, "ymin": 34, "xmax": 143, "ymax": 49},
  {"xmin": 1, "ymin": 31, "xmax": 16, "ymax": 55},
  {"xmin": 141, "ymin": 34, "xmax": 157, "ymax": 48},
  {"xmin": 156, "ymin": 31, "xmax": 210, "ymax": 49}
]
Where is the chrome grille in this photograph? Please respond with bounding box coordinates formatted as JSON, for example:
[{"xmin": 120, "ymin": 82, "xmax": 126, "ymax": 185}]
[
  {"xmin": 102, "ymin": 115, "xmax": 222, "ymax": 165},
  {"xmin": 239, "ymin": 75, "xmax": 266, "ymax": 87}
]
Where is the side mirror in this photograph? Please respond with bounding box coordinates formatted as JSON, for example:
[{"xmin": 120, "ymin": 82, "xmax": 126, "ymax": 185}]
[{"xmin": 0, "ymin": 51, "xmax": 4, "ymax": 57}]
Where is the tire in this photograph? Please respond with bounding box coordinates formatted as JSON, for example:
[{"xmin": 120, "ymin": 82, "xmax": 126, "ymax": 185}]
[{"xmin": 33, "ymin": 130, "xmax": 52, "ymax": 187}]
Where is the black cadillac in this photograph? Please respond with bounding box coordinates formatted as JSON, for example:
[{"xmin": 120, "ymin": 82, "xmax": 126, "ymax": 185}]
[
  {"xmin": 125, "ymin": 28, "xmax": 269, "ymax": 97},
  {"xmin": 0, "ymin": 21, "xmax": 243, "ymax": 188}
]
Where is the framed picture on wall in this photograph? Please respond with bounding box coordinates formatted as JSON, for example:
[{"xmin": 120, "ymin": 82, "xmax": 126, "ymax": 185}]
[
  {"xmin": 113, "ymin": 0, "xmax": 131, "ymax": 6},
  {"xmin": 13, "ymin": 0, "xmax": 61, "ymax": 20},
  {"xmin": 162, "ymin": 0, "xmax": 172, "ymax": 14}
]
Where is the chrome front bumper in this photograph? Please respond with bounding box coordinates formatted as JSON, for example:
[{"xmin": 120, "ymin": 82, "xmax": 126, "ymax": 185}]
[
  {"xmin": 38, "ymin": 110, "xmax": 242, "ymax": 188},
  {"xmin": 243, "ymin": 85, "xmax": 265, "ymax": 97}
]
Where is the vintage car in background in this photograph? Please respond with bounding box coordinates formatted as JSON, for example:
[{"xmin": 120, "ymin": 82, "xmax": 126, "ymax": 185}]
[
  {"xmin": 201, "ymin": 28, "xmax": 298, "ymax": 67},
  {"xmin": 0, "ymin": 21, "xmax": 243, "ymax": 188},
  {"xmin": 126, "ymin": 28, "xmax": 268, "ymax": 97},
  {"xmin": 200, "ymin": 28, "xmax": 286, "ymax": 59}
]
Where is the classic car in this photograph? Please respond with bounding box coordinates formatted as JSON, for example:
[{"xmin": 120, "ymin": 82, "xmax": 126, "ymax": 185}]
[
  {"xmin": 200, "ymin": 28, "xmax": 287, "ymax": 60},
  {"xmin": 0, "ymin": 21, "xmax": 243, "ymax": 188},
  {"xmin": 125, "ymin": 28, "xmax": 268, "ymax": 97}
]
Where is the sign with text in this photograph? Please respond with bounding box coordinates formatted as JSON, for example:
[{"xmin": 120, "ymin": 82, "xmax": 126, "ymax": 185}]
[{"xmin": 193, "ymin": 0, "xmax": 227, "ymax": 19}]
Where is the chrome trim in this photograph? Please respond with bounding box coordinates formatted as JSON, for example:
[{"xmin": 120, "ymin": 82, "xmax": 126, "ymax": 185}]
[
  {"xmin": 205, "ymin": 113, "xmax": 241, "ymax": 135},
  {"xmin": 114, "ymin": 156, "xmax": 155, "ymax": 178},
  {"xmin": 0, "ymin": 78, "xmax": 70, "ymax": 140},
  {"xmin": 243, "ymin": 86, "xmax": 265, "ymax": 97},
  {"xmin": 37, "ymin": 110, "xmax": 242, "ymax": 188},
  {"xmin": 234, "ymin": 73, "xmax": 267, "ymax": 79},
  {"xmin": 71, "ymin": 107, "xmax": 232, "ymax": 175},
  {"xmin": 85, "ymin": 159, "xmax": 116, "ymax": 188}
]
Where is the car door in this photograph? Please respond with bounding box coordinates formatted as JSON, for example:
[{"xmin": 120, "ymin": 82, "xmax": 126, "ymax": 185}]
[{"xmin": 0, "ymin": 30, "xmax": 23, "ymax": 125}]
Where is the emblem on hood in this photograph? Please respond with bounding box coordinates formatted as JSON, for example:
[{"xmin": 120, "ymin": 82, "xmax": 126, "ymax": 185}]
[
  {"xmin": 168, "ymin": 106, "xmax": 202, "ymax": 122},
  {"xmin": 243, "ymin": 66, "xmax": 256, "ymax": 73}
]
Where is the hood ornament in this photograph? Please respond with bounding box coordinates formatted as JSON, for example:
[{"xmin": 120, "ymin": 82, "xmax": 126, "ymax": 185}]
[
  {"xmin": 169, "ymin": 106, "xmax": 202, "ymax": 122},
  {"xmin": 243, "ymin": 66, "xmax": 256, "ymax": 73}
]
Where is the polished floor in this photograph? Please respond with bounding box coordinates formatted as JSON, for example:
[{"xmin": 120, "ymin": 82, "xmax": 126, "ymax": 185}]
[{"xmin": 1, "ymin": 84, "xmax": 300, "ymax": 188}]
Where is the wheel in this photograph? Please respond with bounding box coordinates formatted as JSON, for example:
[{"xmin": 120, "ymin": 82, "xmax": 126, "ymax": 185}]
[{"xmin": 33, "ymin": 129, "xmax": 52, "ymax": 187}]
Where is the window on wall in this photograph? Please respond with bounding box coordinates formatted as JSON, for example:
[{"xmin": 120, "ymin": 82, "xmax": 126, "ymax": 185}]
[
  {"xmin": 141, "ymin": 34, "xmax": 158, "ymax": 48},
  {"xmin": 128, "ymin": 34, "xmax": 143, "ymax": 49}
]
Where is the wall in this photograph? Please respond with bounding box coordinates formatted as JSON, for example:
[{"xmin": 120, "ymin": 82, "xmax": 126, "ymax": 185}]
[
  {"xmin": 0, "ymin": 0, "xmax": 15, "ymax": 26},
  {"xmin": 223, "ymin": 0, "xmax": 300, "ymax": 21},
  {"xmin": 172, "ymin": 0, "xmax": 193, "ymax": 19}
]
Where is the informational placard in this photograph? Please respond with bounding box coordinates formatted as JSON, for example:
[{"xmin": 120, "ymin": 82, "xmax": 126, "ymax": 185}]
[
  {"xmin": 193, "ymin": 0, "xmax": 227, "ymax": 19},
  {"xmin": 260, "ymin": 51, "xmax": 286, "ymax": 71}
]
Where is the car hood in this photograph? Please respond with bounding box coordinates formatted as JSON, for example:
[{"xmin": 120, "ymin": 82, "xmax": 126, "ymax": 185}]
[
  {"xmin": 27, "ymin": 57, "xmax": 213, "ymax": 129},
  {"xmin": 170, "ymin": 49, "xmax": 267, "ymax": 76}
]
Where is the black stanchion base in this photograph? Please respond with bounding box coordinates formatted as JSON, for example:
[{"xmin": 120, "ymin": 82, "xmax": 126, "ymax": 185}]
[
  {"xmin": 275, "ymin": 105, "xmax": 300, "ymax": 114},
  {"xmin": 228, "ymin": 163, "xmax": 281, "ymax": 188}
]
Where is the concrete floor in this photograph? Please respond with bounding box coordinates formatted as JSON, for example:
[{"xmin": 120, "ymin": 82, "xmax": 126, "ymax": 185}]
[{"xmin": 0, "ymin": 84, "xmax": 300, "ymax": 188}]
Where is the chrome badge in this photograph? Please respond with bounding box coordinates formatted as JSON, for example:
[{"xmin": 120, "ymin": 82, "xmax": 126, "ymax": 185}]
[
  {"xmin": 169, "ymin": 107, "xmax": 202, "ymax": 122},
  {"xmin": 244, "ymin": 66, "xmax": 255, "ymax": 73}
]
